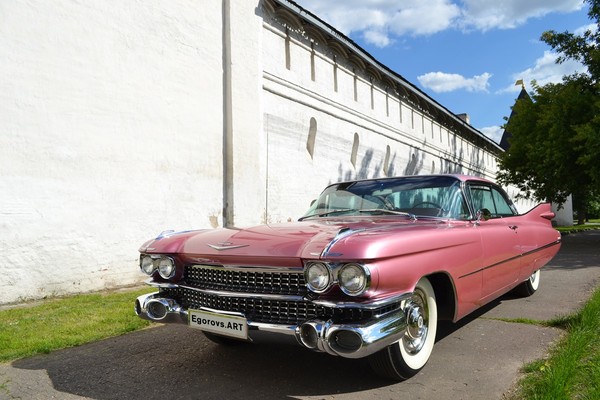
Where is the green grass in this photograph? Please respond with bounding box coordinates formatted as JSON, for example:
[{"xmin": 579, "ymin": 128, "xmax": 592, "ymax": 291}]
[
  {"xmin": 556, "ymin": 219, "xmax": 600, "ymax": 233},
  {"xmin": 0, "ymin": 287, "xmax": 154, "ymax": 362},
  {"xmin": 508, "ymin": 286, "xmax": 600, "ymax": 400}
]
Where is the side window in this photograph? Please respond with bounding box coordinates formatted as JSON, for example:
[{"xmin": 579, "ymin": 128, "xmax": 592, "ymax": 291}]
[
  {"xmin": 453, "ymin": 192, "xmax": 470, "ymax": 220},
  {"xmin": 471, "ymin": 186, "xmax": 495, "ymax": 214},
  {"xmin": 469, "ymin": 184, "xmax": 517, "ymax": 218},
  {"xmin": 491, "ymin": 188, "xmax": 516, "ymax": 216}
]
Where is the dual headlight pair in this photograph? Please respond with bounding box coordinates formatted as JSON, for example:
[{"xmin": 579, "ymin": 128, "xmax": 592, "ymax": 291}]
[
  {"xmin": 304, "ymin": 262, "xmax": 370, "ymax": 296},
  {"xmin": 140, "ymin": 255, "xmax": 176, "ymax": 279}
]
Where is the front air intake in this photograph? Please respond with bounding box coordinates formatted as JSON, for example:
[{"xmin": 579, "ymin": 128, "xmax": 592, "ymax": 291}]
[
  {"xmin": 299, "ymin": 323, "xmax": 319, "ymax": 349},
  {"xmin": 330, "ymin": 330, "xmax": 362, "ymax": 353},
  {"xmin": 146, "ymin": 299, "xmax": 169, "ymax": 320}
]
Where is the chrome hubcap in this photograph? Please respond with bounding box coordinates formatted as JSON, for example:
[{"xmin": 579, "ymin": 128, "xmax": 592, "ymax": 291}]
[{"xmin": 404, "ymin": 290, "xmax": 429, "ymax": 354}]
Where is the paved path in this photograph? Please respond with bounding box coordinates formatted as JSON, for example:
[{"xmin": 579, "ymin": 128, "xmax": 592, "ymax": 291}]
[{"xmin": 1, "ymin": 231, "xmax": 599, "ymax": 400}]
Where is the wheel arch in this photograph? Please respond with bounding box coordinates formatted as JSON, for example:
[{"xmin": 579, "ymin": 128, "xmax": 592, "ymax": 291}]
[{"xmin": 425, "ymin": 272, "xmax": 456, "ymax": 322}]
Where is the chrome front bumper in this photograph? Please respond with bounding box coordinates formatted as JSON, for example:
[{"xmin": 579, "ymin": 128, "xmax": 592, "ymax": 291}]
[{"xmin": 135, "ymin": 291, "xmax": 410, "ymax": 359}]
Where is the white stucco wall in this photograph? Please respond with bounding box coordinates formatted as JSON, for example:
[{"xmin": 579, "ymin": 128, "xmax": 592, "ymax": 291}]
[
  {"xmin": 0, "ymin": 1, "xmax": 225, "ymax": 303},
  {"xmin": 260, "ymin": 15, "xmax": 501, "ymax": 222},
  {"xmin": 1, "ymin": 0, "xmax": 537, "ymax": 305},
  {"xmin": 226, "ymin": 0, "xmax": 267, "ymax": 228}
]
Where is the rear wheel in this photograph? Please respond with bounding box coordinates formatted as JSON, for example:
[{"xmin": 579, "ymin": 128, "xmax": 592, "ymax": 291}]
[
  {"xmin": 514, "ymin": 269, "xmax": 540, "ymax": 297},
  {"xmin": 369, "ymin": 277, "xmax": 438, "ymax": 380}
]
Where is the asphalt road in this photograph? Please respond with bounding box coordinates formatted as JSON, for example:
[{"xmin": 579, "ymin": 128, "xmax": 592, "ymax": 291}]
[{"xmin": 1, "ymin": 231, "xmax": 599, "ymax": 400}]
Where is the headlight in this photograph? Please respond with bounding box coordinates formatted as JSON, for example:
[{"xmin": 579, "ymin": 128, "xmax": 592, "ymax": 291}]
[
  {"xmin": 140, "ymin": 256, "xmax": 156, "ymax": 275},
  {"xmin": 338, "ymin": 263, "xmax": 369, "ymax": 296},
  {"xmin": 305, "ymin": 262, "xmax": 331, "ymax": 293},
  {"xmin": 158, "ymin": 257, "xmax": 175, "ymax": 279}
]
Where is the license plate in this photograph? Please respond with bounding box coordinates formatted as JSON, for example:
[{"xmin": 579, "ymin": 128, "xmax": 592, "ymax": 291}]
[{"xmin": 188, "ymin": 309, "xmax": 248, "ymax": 340}]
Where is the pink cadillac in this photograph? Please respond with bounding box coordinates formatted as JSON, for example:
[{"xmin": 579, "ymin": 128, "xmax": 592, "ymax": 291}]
[{"xmin": 135, "ymin": 174, "xmax": 561, "ymax": 380}]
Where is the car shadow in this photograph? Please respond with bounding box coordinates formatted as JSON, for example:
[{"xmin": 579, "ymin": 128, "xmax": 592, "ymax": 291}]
[
  {"xmin": 10, "ymin": 295, "xmax": 522, "ymax": 400},
  {"xmin": 12, "ymin": 325, "xmax": 396, "ymax": 400},
  {"xmin": 435, "ymin": 298, "xmax": 502, "ymax": 343},
  {"xmin": 12, "ymin": 297, "xmax": 515, "ymax": 400}
]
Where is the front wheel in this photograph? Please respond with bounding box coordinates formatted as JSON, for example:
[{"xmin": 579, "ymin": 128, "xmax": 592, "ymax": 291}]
[
  {"xmin": 514, "ymin": 269, "xmax": 540, "ymax": 297},
  {"xmin": 369, "ymin": 277, "xmax": 438, "ymax": 380}
]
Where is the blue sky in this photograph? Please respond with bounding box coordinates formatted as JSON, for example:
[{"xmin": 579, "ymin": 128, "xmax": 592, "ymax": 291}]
[{"xmin": 294, "ymin": 0, "xmax": 593, "ymax": 143}]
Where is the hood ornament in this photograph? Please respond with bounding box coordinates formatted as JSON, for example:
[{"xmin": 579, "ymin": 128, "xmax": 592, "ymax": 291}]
[{"xmin": 207, "ymin": 242, "xmax": 249, "ymax": 251}]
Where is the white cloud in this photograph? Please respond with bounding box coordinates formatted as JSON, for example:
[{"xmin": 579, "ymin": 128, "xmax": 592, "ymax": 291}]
[
  {"xmin": 479, "ymin": 126, "xmax": 504, "ymax": 144},
  {"xmin": 296, "ymin": 0, "xmax": 585, "ymax": 46},
  {"xmin": 296, "ymin": 0, "xmax": 460, "ymax": 47},
  {"xmin": 460, "ymin": 0, "xmax": 584, "ymax": 31},
  {"xmin": 500, "ymin": 51, "xmax": 587, "ymax": 93},
  {"xmin": 363, "ymin": 29, "xmax": 393, "ymax": 48},
  {"xmin": 417, "ymin": 72, "xmax": 492, "ymax": 93},
  {"xmin": 387, "ymin": 1, "xmax": 461, "ymax": 36},
  {"xmin": 574, "ymin": 23, "xmax": 598, "ymax": 36}
]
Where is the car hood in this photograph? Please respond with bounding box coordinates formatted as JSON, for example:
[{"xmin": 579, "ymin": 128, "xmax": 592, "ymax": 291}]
[{"xmin": 139, "ymin": 217, "xmax": 463, "ymax": 262}]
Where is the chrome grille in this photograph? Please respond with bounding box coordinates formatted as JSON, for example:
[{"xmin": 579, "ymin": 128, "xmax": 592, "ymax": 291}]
[
  {"xmin": 161, "ymin": 287, "xmax": 377, "ymax": 325},
  {"xmin": 184, "ymin": 265, "xmax": 307, "ymax": 296}
]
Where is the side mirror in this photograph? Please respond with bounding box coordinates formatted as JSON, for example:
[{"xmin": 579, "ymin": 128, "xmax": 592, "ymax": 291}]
[
  {"xmin": 476, "ymin": 208, "xmax": 492, "ymax": 223},
  {"xmin": 310, "ymin": 199, "xmax": 316, "ymax": 207}
]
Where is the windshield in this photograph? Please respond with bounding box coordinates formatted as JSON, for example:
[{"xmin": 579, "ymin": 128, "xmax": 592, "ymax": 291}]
[{"xmin": 301, "ymin": 176, "xmax": 469, "ymax": 220}]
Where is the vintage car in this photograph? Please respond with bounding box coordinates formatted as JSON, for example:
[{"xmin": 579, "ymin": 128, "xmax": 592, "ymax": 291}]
[{"xmin": 135, "ymin": 174, "xmax": 561, "ymax": 380}]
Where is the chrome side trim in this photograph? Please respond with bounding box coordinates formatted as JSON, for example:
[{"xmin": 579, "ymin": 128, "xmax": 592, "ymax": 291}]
[
  {"xmin": 521, "ymin": 238, "xmax": 562, "ymax": 257},
  {"xmin": 458, "ymin": 239, "xmax": 562, "ymax": 280},
  {"xmin": 312, "ymin": 293, "xmax": 410, "ymax": 311}
]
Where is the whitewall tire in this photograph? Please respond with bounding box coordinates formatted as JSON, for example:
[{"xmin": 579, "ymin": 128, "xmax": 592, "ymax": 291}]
[{"xmin": 369, "ymin": 277, "xmax": 438, "ymax": 380}]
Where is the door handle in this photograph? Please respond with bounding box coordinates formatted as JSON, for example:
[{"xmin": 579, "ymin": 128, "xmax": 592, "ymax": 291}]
[{"xmin": 509, "ymin": 225, "xmax": 518, "ymax": 230}]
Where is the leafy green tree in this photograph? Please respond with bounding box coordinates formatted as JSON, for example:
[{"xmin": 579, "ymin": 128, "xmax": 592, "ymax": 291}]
[
  {"xmin": 497, "ymin": 75, "xmax": 597, "ymax": 224},
  {"xmin": 542, "ymin": 0, "xmax": 600, "ymax": 82},
  {"xmin": 542, "ymin": 0, "xmax": 600, "ymax": 204},
  {"xmin": 498, "ymin": 0, "xmax": 600, "ymax": 224}
]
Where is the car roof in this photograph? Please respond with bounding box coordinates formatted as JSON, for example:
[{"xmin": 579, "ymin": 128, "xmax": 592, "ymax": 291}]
[{"xmin": 333, "ymin": 174, "xmax": 492, "ymax": 186}]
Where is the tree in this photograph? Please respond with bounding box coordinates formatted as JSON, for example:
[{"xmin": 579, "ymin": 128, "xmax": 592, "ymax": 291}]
[
  {"xmin": 498, "ymin": 0, "xmax": 600, "ymax": 224},
  {"xmin": 542, "ymin": 0, "xmax": 600, "ymax": 82},
  {"xmin": 497, "ymin": 75, "xmax": 597, "ymax": 224}
]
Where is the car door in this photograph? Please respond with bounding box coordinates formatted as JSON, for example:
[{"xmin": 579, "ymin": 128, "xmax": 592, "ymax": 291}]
[{"xmin": 468, "ymin": 183, "xmax": 522, "ymax": 301}]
